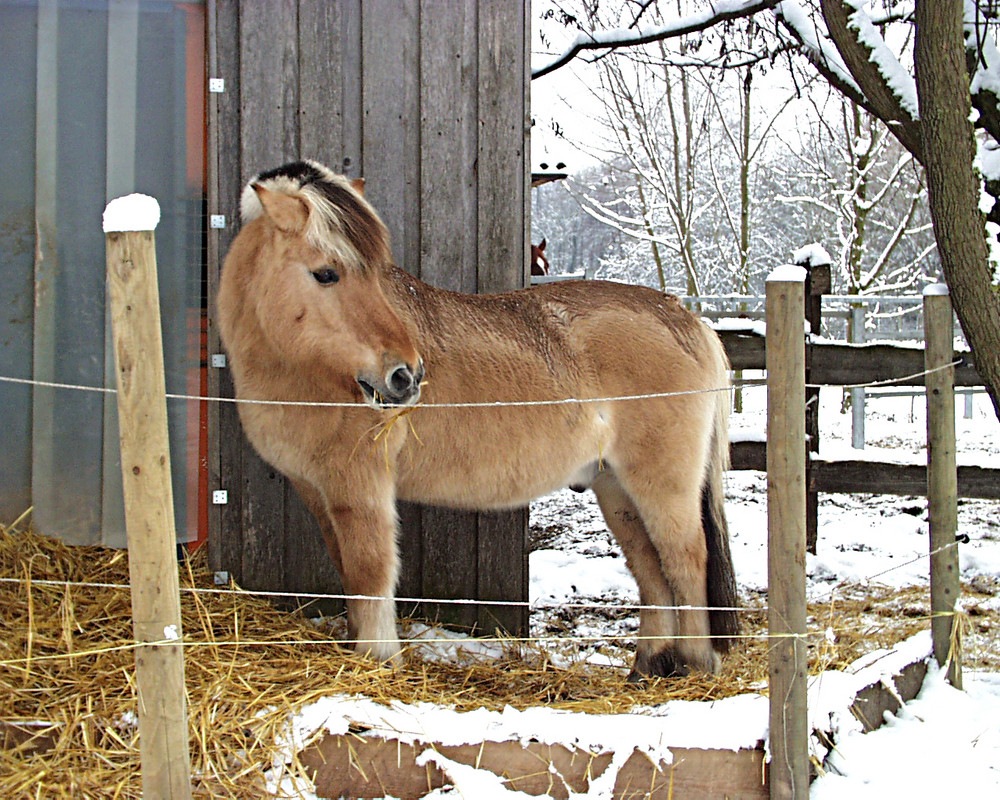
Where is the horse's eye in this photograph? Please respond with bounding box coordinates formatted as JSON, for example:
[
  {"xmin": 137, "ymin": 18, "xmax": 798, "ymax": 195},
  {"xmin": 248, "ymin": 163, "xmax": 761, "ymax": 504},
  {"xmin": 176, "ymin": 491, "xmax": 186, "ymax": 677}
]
[{"xmin": 312, "ymin": 267, "xmax": 339, "ymax": 285}]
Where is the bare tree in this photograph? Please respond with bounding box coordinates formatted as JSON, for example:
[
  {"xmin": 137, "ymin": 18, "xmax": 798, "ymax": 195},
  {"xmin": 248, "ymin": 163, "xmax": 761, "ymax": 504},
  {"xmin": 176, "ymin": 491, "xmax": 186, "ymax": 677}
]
[
  {"xmin": 534, "ymin": 0, "xmax": 1000, "ymax": 417},
  {"xmin": 772, "ymin": 92, "xmax": 935, "ymax": 296}
]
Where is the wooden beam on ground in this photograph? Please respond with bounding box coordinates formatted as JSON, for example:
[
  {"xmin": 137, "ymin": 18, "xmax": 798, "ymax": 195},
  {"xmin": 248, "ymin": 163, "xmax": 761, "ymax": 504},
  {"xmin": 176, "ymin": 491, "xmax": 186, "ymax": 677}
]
[
  {"xmin": 848, "ymin": 658, "xmax": 928, "ymax": 732},
  {"xmin": 104, "ymin": 198, "xmax": 192, "ymax": 800},
  {"xmin": 300, "ymin": 737, "xmax": 768, "ymax": 800}
]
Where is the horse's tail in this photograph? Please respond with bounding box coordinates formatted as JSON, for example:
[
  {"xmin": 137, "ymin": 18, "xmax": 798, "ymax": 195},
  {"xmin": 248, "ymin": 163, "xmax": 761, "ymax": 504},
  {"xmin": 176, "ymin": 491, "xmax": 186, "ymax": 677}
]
[{"xmin": 702, "ymin": 330, "xmax": 740, "ymax": 653}]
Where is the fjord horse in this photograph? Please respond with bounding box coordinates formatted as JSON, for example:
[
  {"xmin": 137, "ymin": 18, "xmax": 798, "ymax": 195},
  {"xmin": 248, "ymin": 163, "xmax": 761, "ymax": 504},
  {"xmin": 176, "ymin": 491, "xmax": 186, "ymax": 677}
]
[{"xmin": 217, "ymin": 160, "xmax": 739, "ymax": 679}]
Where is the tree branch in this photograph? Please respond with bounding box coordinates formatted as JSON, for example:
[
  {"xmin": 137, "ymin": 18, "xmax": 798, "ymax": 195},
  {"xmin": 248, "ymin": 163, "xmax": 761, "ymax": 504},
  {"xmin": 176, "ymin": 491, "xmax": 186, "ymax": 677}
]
[
  {"xmin": 819, "ymin": 0, "xmax": 923, "ymax": 159},
  {"xmin": 532, "ymin": 0, "xmax": 783, "ymax": 79}
]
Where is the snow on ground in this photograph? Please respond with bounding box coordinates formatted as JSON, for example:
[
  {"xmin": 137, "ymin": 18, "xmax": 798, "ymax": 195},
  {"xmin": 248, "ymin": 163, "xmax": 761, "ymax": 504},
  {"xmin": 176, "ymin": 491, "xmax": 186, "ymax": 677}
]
[
  {"xmin": 278, "ymin": 388, "xmax": 1000, "ymax": 798},
  {"xmin": 522, "ymin": 387, "xmax": 1000, "ymax": 798}
]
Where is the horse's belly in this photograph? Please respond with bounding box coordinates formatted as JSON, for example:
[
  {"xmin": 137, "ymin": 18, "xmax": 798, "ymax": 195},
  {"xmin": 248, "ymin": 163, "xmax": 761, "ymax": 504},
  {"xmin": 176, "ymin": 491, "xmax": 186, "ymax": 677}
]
[{"xmin": 395, "ymin": 409, "xmax": 610, "ymax": 509}]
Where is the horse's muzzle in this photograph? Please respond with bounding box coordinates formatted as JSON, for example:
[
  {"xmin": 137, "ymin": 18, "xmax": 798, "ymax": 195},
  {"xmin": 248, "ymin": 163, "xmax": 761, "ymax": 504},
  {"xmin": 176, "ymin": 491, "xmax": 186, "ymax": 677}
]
[{"xmin": 357, "ymin": 359, "xmax": 424, "ymax": 408}]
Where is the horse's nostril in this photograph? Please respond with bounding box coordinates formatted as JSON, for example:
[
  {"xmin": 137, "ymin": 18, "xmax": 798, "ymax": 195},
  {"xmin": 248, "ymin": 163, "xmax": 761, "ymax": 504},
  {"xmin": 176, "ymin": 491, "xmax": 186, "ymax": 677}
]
[{"xmin": 388, "ymin": 365, "xmax": 415, "ymax": 395}]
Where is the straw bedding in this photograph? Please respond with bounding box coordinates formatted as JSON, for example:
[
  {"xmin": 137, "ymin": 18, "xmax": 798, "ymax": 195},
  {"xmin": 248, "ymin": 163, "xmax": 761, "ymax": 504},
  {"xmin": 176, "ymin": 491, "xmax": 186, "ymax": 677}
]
[{"xmin": 1, "ymin": 520, "xmax": 993, "ymax": 798}]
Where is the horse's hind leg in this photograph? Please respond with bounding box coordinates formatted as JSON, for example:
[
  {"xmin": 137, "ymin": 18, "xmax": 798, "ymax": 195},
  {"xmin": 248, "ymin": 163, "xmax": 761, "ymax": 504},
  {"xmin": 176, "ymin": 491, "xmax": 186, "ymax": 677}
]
[
  {"xmin": 592, "ymin": 473, "xmax": 690, "ymax": 679},
  {"xmin": 613, "ymin": 463, "xmax": 719, "ymax": 676}
]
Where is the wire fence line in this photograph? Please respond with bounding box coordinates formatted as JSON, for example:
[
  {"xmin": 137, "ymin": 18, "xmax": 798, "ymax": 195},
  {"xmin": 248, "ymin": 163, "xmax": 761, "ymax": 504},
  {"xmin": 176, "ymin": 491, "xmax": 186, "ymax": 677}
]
[
  {"xmin": 0, "ymin": 628, "xmax": 847, "ymax": 672},
  {"xmin": 0, "ymin": 523, "xmax": 965, "ymax": 670},
  {"xmin": 0, "ymin": 360, "xmax": 962, "ymax": 411},
  {"xmin": 0, "ymin": 351, "xmax": 968, "ymax": 666},
  {"xmin": 0, "ymin": 539, "xmax": 963, "ymax": 624}
]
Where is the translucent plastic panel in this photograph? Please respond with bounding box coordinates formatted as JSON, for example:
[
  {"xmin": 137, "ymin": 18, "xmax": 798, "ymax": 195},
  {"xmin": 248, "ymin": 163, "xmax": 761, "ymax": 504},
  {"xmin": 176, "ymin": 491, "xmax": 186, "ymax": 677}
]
[{"xmin": 0, "ymin": 0, "xmax": 205, "ymax": 546}]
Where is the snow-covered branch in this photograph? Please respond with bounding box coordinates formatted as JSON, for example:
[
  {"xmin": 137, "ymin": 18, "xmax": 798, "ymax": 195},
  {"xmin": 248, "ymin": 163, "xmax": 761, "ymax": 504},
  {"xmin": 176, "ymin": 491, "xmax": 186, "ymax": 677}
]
[{"xmin": 532, "ymin": 0, "xmax": 783, "ymax": 79}]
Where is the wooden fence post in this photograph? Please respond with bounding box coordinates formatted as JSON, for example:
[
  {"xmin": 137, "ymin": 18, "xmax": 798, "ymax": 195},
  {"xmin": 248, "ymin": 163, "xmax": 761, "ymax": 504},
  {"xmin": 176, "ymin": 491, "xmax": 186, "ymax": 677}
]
[
  {"xmin": 850, "ymin": 304, "xmax": 866, "ymax": 449},
  {"xmin": 923, "ymin": 284, "xmax": 962, "ymax": 689},
  {"xmin": 797, "ymin": 252, "xmax": 830, "ymax": 554},
  {"xmin": 104, "ymin": 195, "xmax": 193, "ymax": 800},
  {"xmin": 766, "ymin": 266, "xmax": 809, "ymax": 800}
]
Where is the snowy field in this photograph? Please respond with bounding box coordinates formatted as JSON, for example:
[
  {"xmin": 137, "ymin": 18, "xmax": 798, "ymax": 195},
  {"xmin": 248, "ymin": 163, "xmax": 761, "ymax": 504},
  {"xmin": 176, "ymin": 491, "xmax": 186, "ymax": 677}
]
[{"xmin": 524, "ymin": 385, "xmax": 1000, "ymax": 798}]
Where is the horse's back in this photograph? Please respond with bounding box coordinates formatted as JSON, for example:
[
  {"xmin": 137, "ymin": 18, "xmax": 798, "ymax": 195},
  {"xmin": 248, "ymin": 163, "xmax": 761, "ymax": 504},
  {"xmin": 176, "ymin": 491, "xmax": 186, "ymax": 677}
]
[{"xmin": 524, "ymin": 280, "xmax": 725, "ymax": 390}]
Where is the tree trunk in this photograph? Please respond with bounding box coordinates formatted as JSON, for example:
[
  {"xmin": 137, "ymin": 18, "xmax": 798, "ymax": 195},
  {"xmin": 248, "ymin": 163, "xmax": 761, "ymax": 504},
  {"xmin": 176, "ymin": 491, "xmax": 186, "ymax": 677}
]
[{"xmin": 915, "ymin": 0, "xmax": 1000, "ymax": 417}]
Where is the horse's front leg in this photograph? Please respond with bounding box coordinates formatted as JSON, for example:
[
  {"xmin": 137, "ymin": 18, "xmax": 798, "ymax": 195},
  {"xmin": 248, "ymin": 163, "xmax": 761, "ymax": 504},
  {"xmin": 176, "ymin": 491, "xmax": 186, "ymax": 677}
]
[{"xmin": 327, "ymin": 499, "xmax": 402, "ymax": 665}]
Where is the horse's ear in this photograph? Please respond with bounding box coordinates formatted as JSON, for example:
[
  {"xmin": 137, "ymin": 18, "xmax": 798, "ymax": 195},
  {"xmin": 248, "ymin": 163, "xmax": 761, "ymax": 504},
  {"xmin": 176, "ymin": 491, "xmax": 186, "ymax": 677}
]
[
  {"xmin": 539, "ymin": 238, "xmax": 547, "ymax": 252},
  {"xmin": 253, "ymin": 183, "xmax": 309, "ymax": 233},
  {"xmin": 351, "ymin": 178, "xmax": 366, "ymax": 196}
]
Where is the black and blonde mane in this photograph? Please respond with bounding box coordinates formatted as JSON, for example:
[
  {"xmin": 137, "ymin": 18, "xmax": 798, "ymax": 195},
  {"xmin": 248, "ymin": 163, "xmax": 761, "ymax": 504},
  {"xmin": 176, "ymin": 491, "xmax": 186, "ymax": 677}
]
[{"xmin": 240, "ymin": 159, "xmax": 390, "ymax": 271}]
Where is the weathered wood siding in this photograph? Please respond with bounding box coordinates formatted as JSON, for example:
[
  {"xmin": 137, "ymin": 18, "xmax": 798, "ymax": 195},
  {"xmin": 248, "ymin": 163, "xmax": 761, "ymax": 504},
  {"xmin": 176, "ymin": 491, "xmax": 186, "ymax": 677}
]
[{"xmin": 206, "ymin": 0, "xmax": 530, "ymax": 633}]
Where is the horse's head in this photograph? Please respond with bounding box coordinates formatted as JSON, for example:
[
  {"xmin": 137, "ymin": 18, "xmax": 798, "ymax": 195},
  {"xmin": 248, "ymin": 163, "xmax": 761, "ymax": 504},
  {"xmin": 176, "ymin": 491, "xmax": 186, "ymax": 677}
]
[
  {"xmin": 225, "ymin": 160, "xmax": 423, "ymax": 408},
  {"xmin": 531, "ymin": 238, "xmax": 549, "ymax": 276}
]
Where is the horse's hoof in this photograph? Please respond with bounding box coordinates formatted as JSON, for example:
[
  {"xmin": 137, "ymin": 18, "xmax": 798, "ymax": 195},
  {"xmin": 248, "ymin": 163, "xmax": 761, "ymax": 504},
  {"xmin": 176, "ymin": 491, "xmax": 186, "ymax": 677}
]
[
  {"xmin": 630, "ymin": 648, "xmax": 691, "ymax": 680},
  {"xmin": 355, "ymin": 641, "xmax": 403, "ymax": 668}
]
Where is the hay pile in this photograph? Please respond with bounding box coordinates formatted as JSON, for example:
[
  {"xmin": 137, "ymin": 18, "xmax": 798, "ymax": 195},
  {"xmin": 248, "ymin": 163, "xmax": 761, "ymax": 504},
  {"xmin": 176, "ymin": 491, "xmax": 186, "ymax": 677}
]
[{"xmin": 1, "ymin": 521, "xmax": 986, "ymax": 799}]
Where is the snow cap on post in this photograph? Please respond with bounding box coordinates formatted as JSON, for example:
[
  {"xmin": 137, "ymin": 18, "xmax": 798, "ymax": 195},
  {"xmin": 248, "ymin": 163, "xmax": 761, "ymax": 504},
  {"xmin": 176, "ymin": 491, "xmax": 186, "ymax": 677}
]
[
  {"xmin": 791, "ymin": 243, "xmax": 832, "ymax": 268},
  {"xmin": 767, "ymin": 264, "xmax": 807, "ymax": 283},
  {"xmin": 102, "ymin": 193, "xmax": 161, "ymax": 233},
  {"xmin": 923, "ymin": 283, "xmax": 949, "ymax": 297}
]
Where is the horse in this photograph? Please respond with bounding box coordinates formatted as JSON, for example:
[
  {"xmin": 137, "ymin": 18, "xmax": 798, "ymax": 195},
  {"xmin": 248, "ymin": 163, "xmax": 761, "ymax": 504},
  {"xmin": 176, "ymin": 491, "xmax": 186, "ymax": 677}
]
[
  {"xmin": 531, "ymin": 238, "xmax": 550, "ymax": 276},
  {"xmin": 217, "ymin": 159, "xmax": 740, "ymax": 679}
]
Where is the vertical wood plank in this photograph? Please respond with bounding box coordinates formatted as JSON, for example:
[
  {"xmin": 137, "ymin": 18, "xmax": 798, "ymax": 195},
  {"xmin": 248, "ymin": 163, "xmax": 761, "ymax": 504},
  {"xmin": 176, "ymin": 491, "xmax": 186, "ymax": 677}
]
[
  {"xmin": 208, "ymin": 0, "xmax": 245, "ymax": 580},
  {"xmin": 361, "ymin": 0, "xmax": 420, "ymax": 277},
  {"xmin": 413, "ymin": 0, "xmax": 480, "ymax": 628},
  {"xmin": 236, "ymin": 0, "xmax": 300, "ymax": 591},
  {"xmin": 421, "ymin": 508, "xmax": 479, "ymax": 631},
  {"xmin": 924, "ymin": 285, "xmax": 961, "ymax": 688},
  {"xmin": 477, "ymin": 509, "xmax": 528, "ymax": 634},
  {"xmin": 420, "ymin": 0, "xmax": 477, "ymax": 292},
  {"xmin": 800, "ymin": 260, "xmax": 829, "ymax": 554},
  {"xmin": 298, "ymin": 0, "xmax": 344, "ymax": 164},
  {"xmin": 240, "ymin": 0, "xmax": 298, "ymax": 168},
  {"xmin": 477, "ymin": 0, "xmax": 528, "ymax": 294},
  {"xmin": 339, "ymin": 0, "xmax": 363, "ymax": 177},
  {"xmin": 359, "ymin": 0, "xmax": 425, "ymax": 611},
  {"xmin": 105, "ymin": 225, "xmax": 192, "ymax": 800},
  {"xmin": 288, "ymin": 0, "xmax": 348, "ymax": 615},
  {"xmin": 766, "ymin": 268, "xmax": 808, "ymax": 800},
  {"xmin": 473, "ymin": 0, "xmax": 530, "ymax": 633}
]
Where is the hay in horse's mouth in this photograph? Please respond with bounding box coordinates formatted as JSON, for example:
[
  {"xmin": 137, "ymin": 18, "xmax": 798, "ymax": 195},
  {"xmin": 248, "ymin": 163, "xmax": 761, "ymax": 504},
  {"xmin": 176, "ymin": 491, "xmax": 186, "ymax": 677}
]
[{"xmin": 357, "ymin": 378, "xmax": 420, "ymax": 410}]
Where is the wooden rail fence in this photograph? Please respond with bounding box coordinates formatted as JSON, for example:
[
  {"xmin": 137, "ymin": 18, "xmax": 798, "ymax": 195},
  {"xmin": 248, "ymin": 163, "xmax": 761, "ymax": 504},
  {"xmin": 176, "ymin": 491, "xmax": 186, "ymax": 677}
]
[{"xmin": 715, "ymin": 265, "xmax": 995, "ymax": 554}]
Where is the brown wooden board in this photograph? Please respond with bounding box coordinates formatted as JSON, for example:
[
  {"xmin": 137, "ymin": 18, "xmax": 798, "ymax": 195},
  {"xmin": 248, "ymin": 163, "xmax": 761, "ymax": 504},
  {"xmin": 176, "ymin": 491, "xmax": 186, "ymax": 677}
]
[
  {"xmin": 731, "ymin": 443, "xmax": 1000, "ymax": 499},
  {"xmin": 301, "ymin": 736, "xmax": 769, "ymax": 800},
  {"xmin": 207, "ymin": 0, "xmax": 530, "ymax": 632},
  {"xmin": 849, "ymin": 658, "xmax": 928, "ymax": 732},
  {"xmin": 717, "ymin": 327, "xmax": 982, "ymax": 387},
  {"xmin": 812, "ymin": 459, "xmax": 1000, "ymax": 500}
]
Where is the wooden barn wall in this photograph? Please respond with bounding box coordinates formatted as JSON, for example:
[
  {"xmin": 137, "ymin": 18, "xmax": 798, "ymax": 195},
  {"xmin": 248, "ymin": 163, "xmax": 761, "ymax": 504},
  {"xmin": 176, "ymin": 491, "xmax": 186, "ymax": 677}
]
[{"xmin": 206, "ymin": 0, "xmax": 531, "ymax": 634}]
